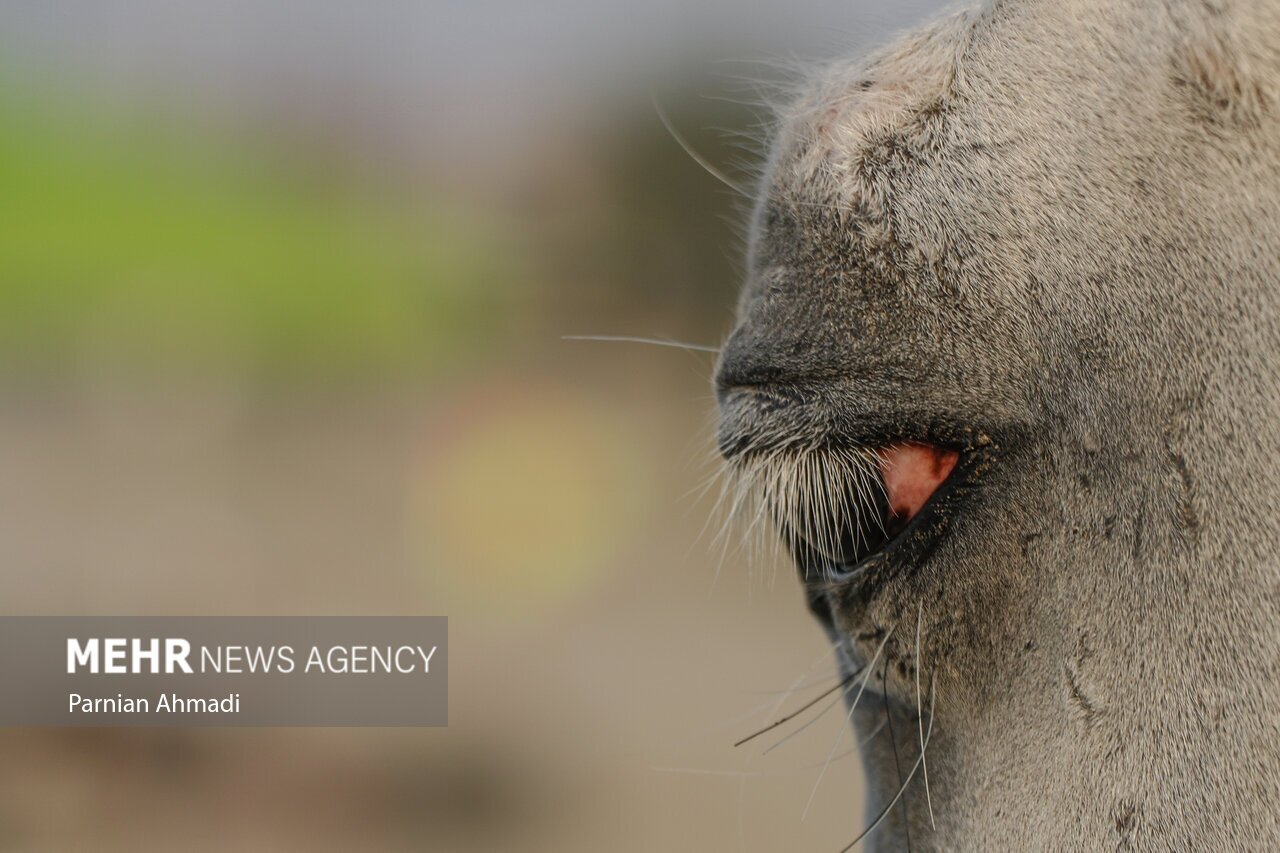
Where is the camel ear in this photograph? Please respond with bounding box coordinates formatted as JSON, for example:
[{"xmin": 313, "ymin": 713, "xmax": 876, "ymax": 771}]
[{"xmin": 1175, "ymin": 17, "xmax": 1272, "ymax": 126}]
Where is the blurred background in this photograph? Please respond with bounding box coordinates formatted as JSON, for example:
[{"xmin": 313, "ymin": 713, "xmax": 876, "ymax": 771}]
[{"xmin": 0, "ymin": 2, "xmax": 946, "ymax": 850}]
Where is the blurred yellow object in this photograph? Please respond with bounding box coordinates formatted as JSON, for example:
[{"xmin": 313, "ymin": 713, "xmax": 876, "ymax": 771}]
[{"xmin": 409, "ymin": 379, "xmax": 652, "ymax": 610}]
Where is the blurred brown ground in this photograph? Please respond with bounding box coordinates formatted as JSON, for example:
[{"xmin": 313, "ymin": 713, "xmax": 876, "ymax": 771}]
[{"xmin": 0, "ymin": 368, "xmax": 867, "ymax": 852}]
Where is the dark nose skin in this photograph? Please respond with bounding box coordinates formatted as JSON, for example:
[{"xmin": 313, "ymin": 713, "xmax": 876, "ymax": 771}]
[
  {"xmin": 714, "ymin": 328, "xmax": 764, "ymax": 398},
  {"xmin": 714, "ymin": 323, "xmax": 828, "ymax": 403},
  {"xmin": 715, "ymin": 352, "xmax": 788, "ymax": 398}
]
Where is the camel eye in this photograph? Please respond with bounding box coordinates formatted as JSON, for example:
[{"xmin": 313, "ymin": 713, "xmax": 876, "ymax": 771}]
[
  {"xmin": 778, "ymin": 442, "xmax": 960, "ymax": 578},
  {"xmin": 879, "ymin": 443, "xmax": 959, "ymax": 529}
]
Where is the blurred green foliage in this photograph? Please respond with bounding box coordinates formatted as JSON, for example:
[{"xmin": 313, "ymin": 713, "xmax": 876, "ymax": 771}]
[{"xmin": 0, "ymin": 87, "xmax": 514, "ymax": 378}]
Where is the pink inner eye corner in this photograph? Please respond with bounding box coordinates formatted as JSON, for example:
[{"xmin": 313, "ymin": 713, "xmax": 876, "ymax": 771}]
[{"xmin": 879, "ymin": 443, "xmax": 960, "ymax": 524}]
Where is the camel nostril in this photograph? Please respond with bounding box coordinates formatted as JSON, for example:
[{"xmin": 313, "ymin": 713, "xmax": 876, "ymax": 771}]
[
  {"xmin": 713, "ymin": 359, "xmax": 791, "ymax": 399},
  {"xmin": 713, "ymin": 324, "xmax": 821, "ymax": 400}
]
